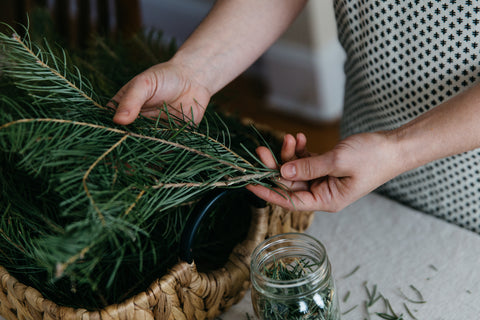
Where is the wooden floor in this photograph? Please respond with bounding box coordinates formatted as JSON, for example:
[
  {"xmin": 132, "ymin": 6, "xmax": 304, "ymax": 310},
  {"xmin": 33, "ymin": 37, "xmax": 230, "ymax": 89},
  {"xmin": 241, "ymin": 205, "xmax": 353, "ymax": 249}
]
[{"xmin": 217, "ymin": 75, "xmax": 341, "ymax": 155}]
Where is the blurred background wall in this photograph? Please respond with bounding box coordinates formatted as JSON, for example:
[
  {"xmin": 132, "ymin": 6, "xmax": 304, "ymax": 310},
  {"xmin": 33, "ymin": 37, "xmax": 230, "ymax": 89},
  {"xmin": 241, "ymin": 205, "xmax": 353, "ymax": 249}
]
[
  {"xmin": 0, "ymin": 0, "xmax": 345, "ymax": 123},
  {"xmin": 140, "ymin": 0, "xmax": 345, "ymax": 122}
]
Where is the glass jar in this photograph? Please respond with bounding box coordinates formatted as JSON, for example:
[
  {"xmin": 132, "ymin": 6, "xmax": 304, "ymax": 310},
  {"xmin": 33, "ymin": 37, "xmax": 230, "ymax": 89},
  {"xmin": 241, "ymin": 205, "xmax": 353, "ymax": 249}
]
[{"xmin": 250, "ymin": 233, "xmax": 340, "ymax": 320}]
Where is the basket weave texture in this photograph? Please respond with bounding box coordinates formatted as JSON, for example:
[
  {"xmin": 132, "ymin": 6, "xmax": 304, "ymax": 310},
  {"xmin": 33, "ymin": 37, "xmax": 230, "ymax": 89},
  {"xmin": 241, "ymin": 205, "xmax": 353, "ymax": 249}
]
[{"xmin": 0, "ymin": 204, "xmax": 313, "ymax": 320}]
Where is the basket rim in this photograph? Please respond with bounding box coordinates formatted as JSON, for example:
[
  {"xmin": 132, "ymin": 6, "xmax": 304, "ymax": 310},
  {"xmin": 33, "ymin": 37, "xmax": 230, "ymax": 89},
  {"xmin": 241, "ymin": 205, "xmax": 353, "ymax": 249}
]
[{"xmin": 0, "ymin": 204, "xmax": 275, "ymax": 320}]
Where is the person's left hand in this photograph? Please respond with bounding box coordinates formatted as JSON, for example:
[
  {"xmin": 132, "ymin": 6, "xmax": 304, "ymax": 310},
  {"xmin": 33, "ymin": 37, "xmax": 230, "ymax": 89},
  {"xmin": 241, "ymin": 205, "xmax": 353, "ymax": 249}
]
[
  {"xmin": 246, "ymin": 131, "xmax": 403, "ymax": 212},
  {"xmin": 110, "ymin": 60, "xmax": 212, "ymax": 125}
]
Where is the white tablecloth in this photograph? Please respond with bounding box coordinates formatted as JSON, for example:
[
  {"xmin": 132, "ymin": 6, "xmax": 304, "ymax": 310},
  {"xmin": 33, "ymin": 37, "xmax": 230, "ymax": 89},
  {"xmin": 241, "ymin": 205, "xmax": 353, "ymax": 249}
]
[{"xmin": 222, "ymin": 192, "xmax": 480, "ymax": 319}]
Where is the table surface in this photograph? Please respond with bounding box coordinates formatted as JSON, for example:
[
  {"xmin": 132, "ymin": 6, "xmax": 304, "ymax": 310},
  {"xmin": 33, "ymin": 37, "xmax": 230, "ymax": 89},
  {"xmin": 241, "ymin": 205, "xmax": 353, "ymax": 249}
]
[{"xmin": 222, "ymin": 192, "xmax": 480, "ymax": 320}]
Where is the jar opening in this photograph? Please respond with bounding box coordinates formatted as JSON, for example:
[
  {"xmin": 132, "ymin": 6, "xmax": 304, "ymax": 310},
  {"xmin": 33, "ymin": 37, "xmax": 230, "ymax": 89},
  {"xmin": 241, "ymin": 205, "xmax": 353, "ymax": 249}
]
[{"xmin": 251, "ymin": 233, "xmax": 331, "ymax": 297}]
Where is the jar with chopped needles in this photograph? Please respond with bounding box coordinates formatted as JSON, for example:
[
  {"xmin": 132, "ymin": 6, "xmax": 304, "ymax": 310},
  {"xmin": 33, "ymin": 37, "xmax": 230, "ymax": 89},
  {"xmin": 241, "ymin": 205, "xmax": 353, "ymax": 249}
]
[{"xmin": 250, "ymin": 233, "xmax": 340, "ymax": 320}]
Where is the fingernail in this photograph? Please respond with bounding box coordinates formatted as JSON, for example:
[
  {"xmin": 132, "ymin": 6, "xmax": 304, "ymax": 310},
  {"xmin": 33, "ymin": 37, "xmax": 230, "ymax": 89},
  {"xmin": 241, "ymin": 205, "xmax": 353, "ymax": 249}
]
[{"xmin": 282, "ymin": 164, "xmax": 296, "ymax": 179}]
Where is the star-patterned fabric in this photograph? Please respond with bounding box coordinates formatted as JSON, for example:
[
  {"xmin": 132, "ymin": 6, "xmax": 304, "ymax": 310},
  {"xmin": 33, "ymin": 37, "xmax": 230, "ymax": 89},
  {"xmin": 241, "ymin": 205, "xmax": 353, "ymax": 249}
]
[{"xmin": 333, "ymin": 0, "xmax": 480, "ymax": 233}]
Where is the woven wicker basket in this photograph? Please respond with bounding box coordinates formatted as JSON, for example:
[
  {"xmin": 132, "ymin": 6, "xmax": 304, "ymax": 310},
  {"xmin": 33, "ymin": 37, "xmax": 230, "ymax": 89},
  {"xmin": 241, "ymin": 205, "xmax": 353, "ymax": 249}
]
[{"xmin": 0, "ymin": 202, "xmax": 313, "ymax": 320}]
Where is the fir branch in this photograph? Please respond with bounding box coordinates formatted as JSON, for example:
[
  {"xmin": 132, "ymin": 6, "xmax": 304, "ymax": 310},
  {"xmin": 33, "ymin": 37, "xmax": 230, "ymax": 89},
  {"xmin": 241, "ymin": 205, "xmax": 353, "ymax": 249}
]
[
  {"xmin": 0, "ymin": 118, "xmax": 256, "ymax": 174},
  {"xmin": 0, "ymin": 20, "xmax": 284, "ymax": 308},
  {"xmin": 0, "ymin": 29, "xmax": 103, "ymax": 109},
  {"xmin": 83, "ymin": 134, "xmax": 129, "ymax": 224},
  {"xmin": 152, "ymin": 172, "xmax": 277, "ymax": 189},
  {"xmin": 55, "ymin": 243, "xmax": 94, "ymax": 278},
  {"xmin": 123, "ymin": 190, "xmax": 146, "ymax": 217}
]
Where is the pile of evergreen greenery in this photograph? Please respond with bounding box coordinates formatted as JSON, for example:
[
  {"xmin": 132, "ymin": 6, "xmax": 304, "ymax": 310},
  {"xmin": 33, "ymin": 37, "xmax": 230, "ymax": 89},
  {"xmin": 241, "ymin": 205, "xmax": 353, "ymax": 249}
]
[{"xmin": 0, "ymin": 13, "xmax": 281, "ymax": 309}]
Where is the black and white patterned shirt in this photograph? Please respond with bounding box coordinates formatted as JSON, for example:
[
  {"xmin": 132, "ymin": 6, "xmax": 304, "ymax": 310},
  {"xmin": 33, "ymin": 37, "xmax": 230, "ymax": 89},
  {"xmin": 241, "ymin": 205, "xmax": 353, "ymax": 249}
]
[{"xmin": 334, "ymin": 0, "xmax": 480, "ymax": 233}]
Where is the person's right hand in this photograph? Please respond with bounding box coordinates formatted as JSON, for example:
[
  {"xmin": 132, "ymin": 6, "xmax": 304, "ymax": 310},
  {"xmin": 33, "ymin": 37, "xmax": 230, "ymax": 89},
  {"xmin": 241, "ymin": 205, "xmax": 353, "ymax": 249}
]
[
  {"xmin": 247, "ymin": 131, "xmax": 405, "ymax": 212},
  {"xmin": 111, "ymin": 60, "xmax": 212, "ymax": 125}
]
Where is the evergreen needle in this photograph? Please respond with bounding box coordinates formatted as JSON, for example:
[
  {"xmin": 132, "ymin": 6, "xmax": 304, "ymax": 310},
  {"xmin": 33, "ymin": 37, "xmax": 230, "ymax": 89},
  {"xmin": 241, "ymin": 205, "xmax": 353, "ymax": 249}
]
[
  {"xmin": 341, "ymin": 304, "xmax": 357, "ymax": 315},
  {"xmin": 342, "ymin": 265, "xmax": 360, "ymax": 279},
  {"xmin": 398, "ymin": 286, "xmax": 426, "ymax": 304},
  {"xmin": 403, "ymin": 303, "xmax": 417, "ymax": 320},
  {"xmin": 0, "ymin": 19, "xmax": 286, "ymax": 309}
]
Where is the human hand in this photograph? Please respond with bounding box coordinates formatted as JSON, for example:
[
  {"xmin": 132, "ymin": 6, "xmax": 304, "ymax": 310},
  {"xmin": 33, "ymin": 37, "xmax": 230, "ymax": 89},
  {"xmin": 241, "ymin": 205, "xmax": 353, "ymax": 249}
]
[
  {"xmin": 111, "ymin": 60, "xmax": 211, "ymax": 125},
  {"xmin": 247, "ymin": 131, "xmax": 402, "ymax": 212}
]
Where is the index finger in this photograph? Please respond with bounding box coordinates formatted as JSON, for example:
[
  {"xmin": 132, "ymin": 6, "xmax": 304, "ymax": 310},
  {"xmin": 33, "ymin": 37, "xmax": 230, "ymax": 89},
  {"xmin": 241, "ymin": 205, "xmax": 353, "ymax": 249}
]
[{"xmin": 246, "ymin": 184, "xmax": 323, "ymax": 211}]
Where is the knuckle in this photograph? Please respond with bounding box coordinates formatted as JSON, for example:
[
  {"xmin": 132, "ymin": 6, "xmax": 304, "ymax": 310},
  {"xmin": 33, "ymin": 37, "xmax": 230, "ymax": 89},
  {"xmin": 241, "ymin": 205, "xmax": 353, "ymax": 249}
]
[
  {"xmin": 304, "ymin": 160, "xmax": 314, "ymax": 178},
  {"xmin": 296, "ymin": 158, "xmax": 314, "ymax": 179}
]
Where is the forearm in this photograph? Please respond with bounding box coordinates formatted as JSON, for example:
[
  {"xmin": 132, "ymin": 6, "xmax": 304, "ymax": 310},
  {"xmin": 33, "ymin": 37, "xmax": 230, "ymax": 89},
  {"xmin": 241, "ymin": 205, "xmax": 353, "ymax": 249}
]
[
  {"xmin": 388, "ymin": 84, "xmax": 480, "ymax": 173},
  {"xmin": 171, "ymin": 0, "xmax": 307, "ymax": 96}
]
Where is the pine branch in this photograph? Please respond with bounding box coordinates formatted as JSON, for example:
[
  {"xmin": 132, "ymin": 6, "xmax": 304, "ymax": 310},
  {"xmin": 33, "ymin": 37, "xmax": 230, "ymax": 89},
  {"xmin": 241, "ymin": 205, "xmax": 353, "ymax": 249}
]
[
  {"xmin": 0, "ymin": 21, "xmax": 283, "ymax": 308},
  {"xmin": 0, "ymin": 27, "xmax": 103, "ymax": 109}
]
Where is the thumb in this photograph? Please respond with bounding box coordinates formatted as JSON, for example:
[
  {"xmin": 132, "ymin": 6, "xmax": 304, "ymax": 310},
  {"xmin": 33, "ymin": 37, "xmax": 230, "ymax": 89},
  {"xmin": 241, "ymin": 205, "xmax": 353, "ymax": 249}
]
[
  {"xmin": 280, "ymin": 155, "xmax": 332, "ymax": 181},
  {"xmin": 113, "ymin": 77, "xmax": 153, "ymax": 125}
]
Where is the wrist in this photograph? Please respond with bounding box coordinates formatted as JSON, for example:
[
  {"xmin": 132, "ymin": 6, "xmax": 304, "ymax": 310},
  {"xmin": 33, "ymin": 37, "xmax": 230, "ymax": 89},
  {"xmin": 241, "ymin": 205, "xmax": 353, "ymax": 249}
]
[
  {"xmin": 171, "ymin": 34, "xmax": 249, "ymax": 95},
  {"xmin": 383, "ymin": 125, "xmax": 431, "ymax": 175},
  {"xmin": 383, "ymin": 85, "xmax": 480, "ymax": 173},
  {"xmin": 169, "ymin": 50, "xmax": 217, "ymax": 96},
  {"xmin": 369, "ymin": 130, "xmax": 413, "ymax": 181}
]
